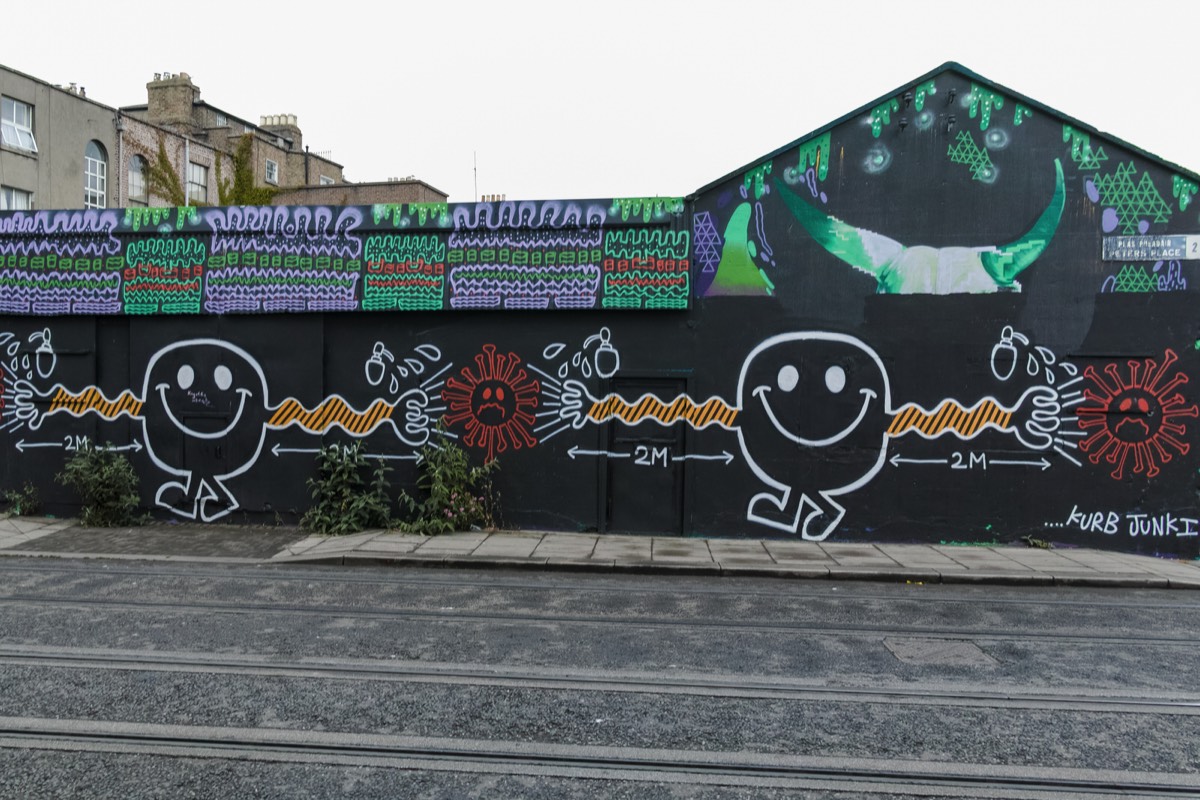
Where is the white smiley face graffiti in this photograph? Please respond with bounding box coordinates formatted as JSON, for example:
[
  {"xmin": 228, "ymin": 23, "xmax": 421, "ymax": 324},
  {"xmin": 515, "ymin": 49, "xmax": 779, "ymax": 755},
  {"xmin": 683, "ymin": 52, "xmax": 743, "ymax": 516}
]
[
  {"xmin": 752, "ymin": 361, "xmax": 878, "ymax": 447},
  {"xmin": 155, "ymin": 361, "xmax": 253, "ymax": 440}
]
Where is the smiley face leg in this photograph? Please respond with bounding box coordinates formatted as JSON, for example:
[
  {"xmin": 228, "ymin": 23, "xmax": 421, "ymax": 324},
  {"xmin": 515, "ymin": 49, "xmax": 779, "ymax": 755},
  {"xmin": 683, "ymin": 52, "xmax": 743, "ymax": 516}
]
[
  {"xmin": 746, "ymin": 488, "xmax": 846, "ymax": 540},
  {"xmin": 154, "ymin": 474, "xmax": 238, "ymax": 522}
]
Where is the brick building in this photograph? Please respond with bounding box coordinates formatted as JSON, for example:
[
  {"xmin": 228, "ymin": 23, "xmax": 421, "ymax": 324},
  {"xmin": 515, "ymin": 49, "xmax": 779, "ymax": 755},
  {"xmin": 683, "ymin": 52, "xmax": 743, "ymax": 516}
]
[{"xmin": 0, "ymin": 64, "xmax": 446, "ymax": 211}]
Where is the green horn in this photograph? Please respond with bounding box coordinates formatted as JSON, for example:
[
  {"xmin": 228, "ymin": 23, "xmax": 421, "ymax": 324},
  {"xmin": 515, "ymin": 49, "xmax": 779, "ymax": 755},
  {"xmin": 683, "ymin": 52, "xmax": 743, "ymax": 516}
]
[{"xmin": 981, "ymin": 158, "xmax": 1065, "ymax": 286}]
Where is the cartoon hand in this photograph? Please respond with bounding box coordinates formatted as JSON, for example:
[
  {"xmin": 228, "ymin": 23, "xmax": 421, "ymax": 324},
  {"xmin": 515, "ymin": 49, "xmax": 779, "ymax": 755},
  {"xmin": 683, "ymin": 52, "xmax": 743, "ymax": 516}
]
[
  {"xmin": 398, "ymin": 387, "xmax": 431, "ymax": 446},
  {"xmin": 9, "ymin": 379, "xmax": 48, "ymax": 429},
  {"xmin": 559, "ymin": 379, "xmax": 596, "ymax": 429},
  {"xmin": 1011, "ymin": 385, "xmax": 1060, "ymax": 451}
]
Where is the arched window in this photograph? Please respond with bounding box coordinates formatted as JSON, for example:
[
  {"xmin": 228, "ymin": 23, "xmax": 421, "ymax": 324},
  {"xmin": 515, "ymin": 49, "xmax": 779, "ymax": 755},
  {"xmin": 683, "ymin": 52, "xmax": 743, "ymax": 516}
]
[
  {"xmin": 128, "ymin": 154, "xmax": 148, "ymax": 205},
  {"xmin": 84, "ymin": 140, "xmax": 107, "ymax": 209}
]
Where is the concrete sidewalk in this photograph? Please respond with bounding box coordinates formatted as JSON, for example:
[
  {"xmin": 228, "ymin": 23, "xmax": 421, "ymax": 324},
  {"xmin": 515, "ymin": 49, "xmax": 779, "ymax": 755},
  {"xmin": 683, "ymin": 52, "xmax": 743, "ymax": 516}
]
[{"xmin": 2, "ymin": 514, "xmax": 1199, "ymax": 588}]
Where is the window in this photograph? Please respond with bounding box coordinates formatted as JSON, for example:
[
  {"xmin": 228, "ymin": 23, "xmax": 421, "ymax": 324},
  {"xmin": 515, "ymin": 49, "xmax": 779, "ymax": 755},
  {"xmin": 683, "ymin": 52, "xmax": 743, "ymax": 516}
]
[
  {"xmin": 1, "ymin": 97, "xmax": 38, "ymax": 152},
  {"xmin": 1, "ymin": 186, "xmax": 33, "ymax": 210},
  {"xmin": 319, "ymin": 175, "xmax": 334, "ymax": 186},
  {"xmin": 187, "ymin": 162, "xmax": 208, "ymax": 204},
  {"xmin": 265, "ymin": 159, "xmax": 278, "ymax": 185},
  {"xmin": 128, "ymin": 155, "xmax": 148, "ymax": 205},
  {"xmin": 215, "ymin": 112, "xmax": 227, "ymax": 127},
  {"xmin": 84, "ymin": 141, "xmax": 107, "ymax": 209}
]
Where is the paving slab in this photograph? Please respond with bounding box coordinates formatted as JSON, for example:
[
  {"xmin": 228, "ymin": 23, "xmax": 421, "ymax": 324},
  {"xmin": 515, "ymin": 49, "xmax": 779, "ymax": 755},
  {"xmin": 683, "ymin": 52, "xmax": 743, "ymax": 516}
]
[
  {"xmin": 531, "ymin": 535, "xmax": 598, "ymax": 559},
  {"xmin": 707, "ymin": 540, "xmax": 771, "ymax": 557},
  {"xmin": 761, "ymin": 542, "xmax": 836, "ymax": 563},
  {"xmin": 354, "ymin": 537, "xmax": 427, "ymax": 554},
  {"xmin": 470, "ymin": 534, "xmax": 544, "ymax": 558},
  {"xmin": 410, "ymin": 534, "xmax": 489, "ymax": 554},
  {"xmin": 652, "ymin": 539, "xmax": 712, "ymax": 560},
  {"xmin": 593, "ymin": 538, "xmax": 653, "ymax": 561}
]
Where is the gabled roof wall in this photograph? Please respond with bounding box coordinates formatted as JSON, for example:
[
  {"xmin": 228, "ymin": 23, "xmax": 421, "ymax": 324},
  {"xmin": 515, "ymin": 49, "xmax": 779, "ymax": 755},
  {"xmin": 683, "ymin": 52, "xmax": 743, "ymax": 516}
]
[{"xmin": 692, "ymin": 61, "xmax": 1199, "ymax": 199}]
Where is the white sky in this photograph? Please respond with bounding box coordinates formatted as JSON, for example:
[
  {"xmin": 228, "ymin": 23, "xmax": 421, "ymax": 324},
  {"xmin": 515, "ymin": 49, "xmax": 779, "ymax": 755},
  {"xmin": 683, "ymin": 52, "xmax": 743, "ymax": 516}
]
[{"xmin": 6, "ymin": 0, "xmax": 1197, "ymax": 202}]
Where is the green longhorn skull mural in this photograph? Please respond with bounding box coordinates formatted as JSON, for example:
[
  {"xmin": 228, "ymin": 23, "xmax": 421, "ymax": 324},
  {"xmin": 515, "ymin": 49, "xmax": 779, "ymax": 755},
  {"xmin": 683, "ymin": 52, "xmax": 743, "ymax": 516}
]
[{"xmin": 775, "ymin": 159, "xmax": 1065, "ymax": 294}]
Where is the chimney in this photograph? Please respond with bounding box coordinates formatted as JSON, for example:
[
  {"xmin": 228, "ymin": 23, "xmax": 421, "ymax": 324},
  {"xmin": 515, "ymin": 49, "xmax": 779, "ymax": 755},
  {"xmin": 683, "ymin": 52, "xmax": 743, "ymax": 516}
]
[
  {"xmin": 259, "ymin": 113, "xmax": 302, "ymax": 151},
  {"xmin": 146, "ymin": 72, "xmax": 200, "ymax": 131}
]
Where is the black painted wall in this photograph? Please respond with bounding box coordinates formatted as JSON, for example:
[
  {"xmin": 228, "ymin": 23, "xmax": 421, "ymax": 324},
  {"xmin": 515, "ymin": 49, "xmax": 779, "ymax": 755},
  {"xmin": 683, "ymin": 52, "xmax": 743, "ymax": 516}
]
[{"xmin": 0, "ymin": 64, "xmax": 1196, "ymax": 556}]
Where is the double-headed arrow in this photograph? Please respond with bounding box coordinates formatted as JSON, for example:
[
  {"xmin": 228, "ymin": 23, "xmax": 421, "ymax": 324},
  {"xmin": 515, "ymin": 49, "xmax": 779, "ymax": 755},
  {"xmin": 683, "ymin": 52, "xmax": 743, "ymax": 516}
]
[
  {"xmin": 889, "ymin": 452, "xmax": 1051, "ymax": 470},
  {"xmin": 566, "ymin": 446, "xmax": 734, "ymax": 464},
  {"xmin": 270, "ymin": 443, "xmax": 419, "ymax": 461},
  {"xmin": 15, "ymin": 439, "xmax": 143, "ymax": 454}
]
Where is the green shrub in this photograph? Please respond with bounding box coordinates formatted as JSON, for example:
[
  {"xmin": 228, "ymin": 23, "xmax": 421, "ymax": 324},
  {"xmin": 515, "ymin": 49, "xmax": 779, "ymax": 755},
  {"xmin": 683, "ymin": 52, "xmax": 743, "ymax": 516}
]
[
  {"xmin": 56, "ymin": 441, "xmax": 143, "ymax": 527},
  {"xmin": 396, "ymin": 433, "xmax": 499, "ymax": 535},
  {"xmin": 3, "ymin": 482, "xmax": 41, "ymax": 516},
  {"xmin": 301, "ymin": 442, "xmax": 393, "ymax": 535}
]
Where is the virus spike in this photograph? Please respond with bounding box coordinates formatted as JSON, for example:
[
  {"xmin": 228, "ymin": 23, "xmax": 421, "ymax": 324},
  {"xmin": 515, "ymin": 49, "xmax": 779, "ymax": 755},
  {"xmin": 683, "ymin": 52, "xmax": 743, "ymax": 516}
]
[
  {"xmin": 1156, "ymin": 374, "xmax": 1188, "ymax": 400},
  {"xmin": 1108, "ymin": 442, "xmax": 1131, "ymax": 480},
  {"xmin": 1126, "ymin": 359, "xmax": 1142, "ymax": 389},
  {"xmin": 1149, "ymin": 437, "xmax": 1172, "ymax": 466},
  {"xmin": 1135, "ymin": 442, "xmax": 1158, "ymax": 478},
  {"xmin": 1143, "ymin": 348, "xmax": 1178, "ymax": 393},
  {"xmin": 1083, "ymin": 364, "xmax": 1118, "ymax": 397},
  {"xmin": 1157, "ymin": 432, "xmax": 1190, "ymax": 456}
]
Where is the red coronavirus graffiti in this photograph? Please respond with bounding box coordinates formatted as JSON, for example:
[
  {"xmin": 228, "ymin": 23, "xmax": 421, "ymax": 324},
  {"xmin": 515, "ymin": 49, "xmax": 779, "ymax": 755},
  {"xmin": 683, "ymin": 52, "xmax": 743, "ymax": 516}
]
[
  {"xmin": 1076, "ymin": 349, "xmax": 1197, "ymax": 479},
  {"xmin": 442, "ymin": 344, "xmax": 539, "ymax": 462}
]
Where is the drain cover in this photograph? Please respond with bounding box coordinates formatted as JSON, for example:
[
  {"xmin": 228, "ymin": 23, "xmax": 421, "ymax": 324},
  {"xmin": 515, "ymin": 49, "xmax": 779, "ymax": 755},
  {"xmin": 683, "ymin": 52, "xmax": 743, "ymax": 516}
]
[{"xmin": 884, "ymin": 638, "xmax": 997, "ymax": 666}]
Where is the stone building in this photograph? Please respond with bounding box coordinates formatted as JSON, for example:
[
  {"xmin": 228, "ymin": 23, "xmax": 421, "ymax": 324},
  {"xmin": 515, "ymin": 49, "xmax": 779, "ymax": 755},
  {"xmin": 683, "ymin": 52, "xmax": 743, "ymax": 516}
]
[{"xmin": 0, "ymin": 64, "xmax": 446, "ymax": 211}]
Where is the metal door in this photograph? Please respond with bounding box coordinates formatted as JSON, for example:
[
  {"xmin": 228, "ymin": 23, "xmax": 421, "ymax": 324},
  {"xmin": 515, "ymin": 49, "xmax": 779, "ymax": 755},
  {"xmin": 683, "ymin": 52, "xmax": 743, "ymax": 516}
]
[{"xmin": 604, "ymin": 377, "xmax": 686, "ymax": 535}]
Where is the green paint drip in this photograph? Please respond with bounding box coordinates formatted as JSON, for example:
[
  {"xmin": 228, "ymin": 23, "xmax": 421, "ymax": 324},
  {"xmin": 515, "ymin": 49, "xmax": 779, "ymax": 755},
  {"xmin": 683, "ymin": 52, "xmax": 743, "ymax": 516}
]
[
  {"xmin": 372, "ymin": 204, "xmax": 406, "ymax": 226},
  {"xmin": 794, "ymin": 133, "xmax": 830, "ymax": 182},
  {"xmin": 869, "ymin": 99, "xmax": 900, "ymax": 137},
  {"xmin": 1062, "ymin": 125, "xmax": 1107, "ymax": 171},
  {"xmin": 743, "ymin": 163, "xmax": 772, "ymax": 201},
  {"xmin": 124, "ymin": 207, "xmax": 174, "ymax": 232},
  {"xmin": 408, "ymin": 202, "xmax": 449, "ymax": 226},
  {"xmin": 1173, "ymin": 175, "xmax": 1198, "ymax": 212},
  {"xmin": 913, "ymin": 80, "xmax": 936, "ymax": 111},
  {"xmin": 967, "ymin": 84, "xmax": 1004, "ymax": 131},
  {"xmin": 1013, "ymin": 104, "xmax": 1032, "ymax": 126},
  {"xmin": 611, "ymin": 197, "xmax": 684, "ymax": 223}
]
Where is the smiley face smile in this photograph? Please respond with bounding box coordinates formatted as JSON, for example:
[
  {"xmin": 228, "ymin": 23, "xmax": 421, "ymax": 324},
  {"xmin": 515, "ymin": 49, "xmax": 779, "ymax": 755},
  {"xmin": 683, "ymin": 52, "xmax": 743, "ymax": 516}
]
[
  {"xmin": 752, "ymin": 384, "xmax": 877, "ymax": 447},
  {"xmin": 156, "ymin": 384, "xmax": 252, "ymax": 439}
]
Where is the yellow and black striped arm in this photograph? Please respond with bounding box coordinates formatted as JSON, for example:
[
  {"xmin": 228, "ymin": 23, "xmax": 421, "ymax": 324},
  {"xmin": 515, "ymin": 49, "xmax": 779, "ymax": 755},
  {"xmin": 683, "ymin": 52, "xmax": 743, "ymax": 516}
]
[
  {"xmin": 47, "ymin": 387, "xmax": 144, "ymax": 420},
  {"xmin": 267, "ymin": 396, "xmax": 396, "ymax": 435},
  {"xmin": 586, "ymin": 394, "xmax": 738, "ymax": 430},
  {"xmin": 887, "ymin": 398, "xmax": 1013, "ymax": 439}
]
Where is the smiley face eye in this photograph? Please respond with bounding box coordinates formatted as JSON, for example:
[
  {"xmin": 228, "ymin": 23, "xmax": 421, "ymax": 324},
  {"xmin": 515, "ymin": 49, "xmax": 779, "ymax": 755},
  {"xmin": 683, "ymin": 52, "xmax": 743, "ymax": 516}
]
[
  {"xmin": 214, "ymin": 365, "xmax": 232, "ymax": 391},
  {"xmin": 1138, "ymin": 398, "xmax": 1150, "ymax": 413},
  {"xmin": 777, "ymin": 365, "xmax": 799, "ymax": 392},
  {"xmin": 825, "ymin": 365, "xmax": 846, "ymax": 394},
  {"xmin": 483, "ymin": 387, "xmax": 492, "ymax": 400},
  {"xmin": 496, "ymin": 387, "xmax": 506, "ymax": 401},
  {"xmin": 177, "ymin": 365, "xmax": 195, "ymax": 390},
  {"xmin": 1120, "ymin": 398, "xmax": 1132, "ymax": 412}
]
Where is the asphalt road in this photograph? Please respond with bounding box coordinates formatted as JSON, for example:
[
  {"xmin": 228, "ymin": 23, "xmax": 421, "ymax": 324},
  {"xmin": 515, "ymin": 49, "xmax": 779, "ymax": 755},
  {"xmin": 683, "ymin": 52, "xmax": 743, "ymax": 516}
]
[{"xmin": 0, "ymin": 559, "xmax": 1197, "ymax": 799}]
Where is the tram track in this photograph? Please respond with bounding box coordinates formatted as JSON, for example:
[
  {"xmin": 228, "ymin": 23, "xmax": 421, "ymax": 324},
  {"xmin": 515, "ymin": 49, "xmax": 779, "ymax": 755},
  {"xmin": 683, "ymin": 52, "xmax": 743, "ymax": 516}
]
[
  {"xmin": 1, "ymin": 716, "xmax": 1196, "ymax": 798},
  {"xmin": 0, "ymin": 645, "xmax": 1196, "ymax": 715},
  {"xmin": 1, "ymin": 593, "xmax": 1196, "ymax": 646}
]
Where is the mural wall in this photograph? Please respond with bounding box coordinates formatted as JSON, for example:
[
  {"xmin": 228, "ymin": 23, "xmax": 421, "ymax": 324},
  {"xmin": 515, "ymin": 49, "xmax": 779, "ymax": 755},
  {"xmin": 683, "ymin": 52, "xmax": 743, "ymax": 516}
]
[
  {"xmin": 0, "ymin": 65, "xmax": 1196, "ymax": 556},
  {"xmin": 0, "ymin": 197, "xmax": 689, "ymax": 313}
]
